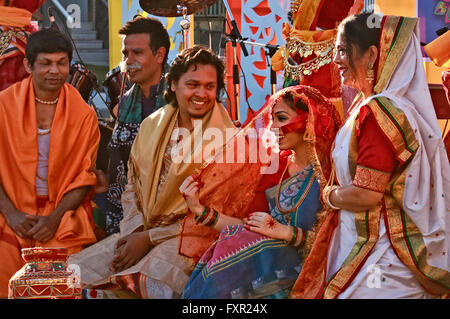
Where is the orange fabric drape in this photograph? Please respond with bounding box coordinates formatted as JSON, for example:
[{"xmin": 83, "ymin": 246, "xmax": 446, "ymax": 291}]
[
  {"xmin": 0, "ymin": 6, "xmax": 32, "ymax": 27},
  {"xmin": 289, "ymin": 211, "xmax": 338, "ymax": 299},
  {"xmin": 0, "ymin": 76, "xmax": 100, "ymax": 297},
  {"xmin": 424, "ymin": 30, "xmax": 450, "ymax": 68}
]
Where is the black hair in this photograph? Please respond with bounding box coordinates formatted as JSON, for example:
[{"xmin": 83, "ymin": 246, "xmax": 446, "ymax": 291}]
[
  {"xmin": 337, "ymin": 13, "xmax": 381, "ymax": 70},
  {"xmin": 283, "ymin": 92, "xmax": 309, "ymax": 112},
  {"xmin": 119, "ymin": 16, "xmax": 170, "ymax": 66},
  {"xmin": 164, "ymin": 45, "xmax": 225, "ymax": 106},
  {"xmin": 25, "ymin": 29, "xmax": 73, "ymax": 66}
]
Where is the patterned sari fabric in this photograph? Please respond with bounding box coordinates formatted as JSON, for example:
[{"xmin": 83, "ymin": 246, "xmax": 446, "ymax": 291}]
[
  {"xmin": 291, "ymin": 16, "xmax": 450, "ymax": 299},
  {"xmin": 180, "ymin": 85, "xmax": 341, "ymax": 298},
  {"xmin": 105, "ymin": 80, "xmax": 167, "ymax": 234},
  {"xmin": 183, "ymin": 165, "xmax": 321, "ymax": 299}
]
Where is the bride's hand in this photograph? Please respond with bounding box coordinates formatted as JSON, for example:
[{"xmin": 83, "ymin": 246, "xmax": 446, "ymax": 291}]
[
  {"xmin": 179, "ymin": 175, "xmax": 205, "ymax": 216},
  {"xmin": 244, "ymin": 212, "xmax": 292, "ymax": 241}
]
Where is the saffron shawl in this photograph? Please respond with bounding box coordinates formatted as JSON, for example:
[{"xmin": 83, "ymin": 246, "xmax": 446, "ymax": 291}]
[
  {"xmin": 290, "ymin": 16, "xmax": 450, "ymax": 299},
  {"xmin": 0, "ymin": 76, "xmax": 100, "ymax": 249}
]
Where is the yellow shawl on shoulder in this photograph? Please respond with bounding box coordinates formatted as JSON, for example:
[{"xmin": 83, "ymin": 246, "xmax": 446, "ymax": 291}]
[{"xmin": 128, "ymin": 102, "xmax": 234, "ymax": 229}]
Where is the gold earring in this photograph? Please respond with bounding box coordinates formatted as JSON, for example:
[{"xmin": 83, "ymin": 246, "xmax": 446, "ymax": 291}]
[{"xmin": 366, "ymin": 64, "xmax": 375, "ymax": 83}]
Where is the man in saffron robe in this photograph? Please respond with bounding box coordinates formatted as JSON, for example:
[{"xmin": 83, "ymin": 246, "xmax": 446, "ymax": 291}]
[{"xmin": 0, "ymin": 29, "xmax": 100, "ymax": 298}]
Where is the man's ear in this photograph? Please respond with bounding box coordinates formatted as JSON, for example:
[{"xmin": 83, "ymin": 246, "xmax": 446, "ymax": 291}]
[
  {"xmin": 170, "ymin": 80, "xmax": 177, "ymax": 92},
  {"xmin": 23, "ymin": 58, "xmax": 32, "ymax": 74},
  {"xmin": 156, "ymin": 47, "xmax": 166, "ymax": 65}
]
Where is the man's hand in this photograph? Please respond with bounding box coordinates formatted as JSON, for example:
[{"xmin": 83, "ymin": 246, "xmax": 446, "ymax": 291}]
[
  {"xmin": 110, "ymin": 231, "xmax": 152, "ymax": 273},
  {"xmin": 91, "ymin": 168, "xmax": 109, "ymax": 194},
  {"xmin": 28, "ymin": 214, "xmax": 61, "ymax": 243},
  {"xmin": 4, "ymin": 210, "xmax": 39, "ymax": 238}
]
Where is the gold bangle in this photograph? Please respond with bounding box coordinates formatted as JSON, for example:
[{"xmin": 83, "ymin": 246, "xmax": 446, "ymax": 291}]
[{"xmin": 323, "ymin": 185, "xmax": 340, "ymax": 210}]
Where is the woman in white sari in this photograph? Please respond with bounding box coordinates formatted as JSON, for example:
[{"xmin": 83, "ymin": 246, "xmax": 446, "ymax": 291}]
[{"xmin": 290, "ymin": 13, "xmax": 450, "ymax": 299}]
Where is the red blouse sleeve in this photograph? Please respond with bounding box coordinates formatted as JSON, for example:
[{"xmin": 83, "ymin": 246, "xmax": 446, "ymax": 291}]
[{"xmin": 353, "ymin": 106, "xmax": 397, "ymax": 193}]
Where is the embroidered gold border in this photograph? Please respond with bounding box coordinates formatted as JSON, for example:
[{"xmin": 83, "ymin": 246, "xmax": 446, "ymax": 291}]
[
  {"xmin": 323, "ymin": 208, "xmax": 381, "ymax": 299},
  {"xmin": 374, "ymin": 17, "xmax": 418, "ymax": 94},
  {"xmin": 343, "ymin": 95, "xmax": 364, "ymax": 181},
  {"xmin": 375, "ymin": 16, "xmax": 399, "ymax": 88},
  {"xmin": 384, "ymin": 197, "xmax": 450, "ymax": 295},
  {"xmin": 367, "ymin": 97, "xmax": 419, "ymax": 163},
  {"xmin": 348, "ymin": 126, "xmax": 358, "ymax": 180},
  {"xmin": 353, "ymin": 165, "xmax": 390, "ymax": 193}
]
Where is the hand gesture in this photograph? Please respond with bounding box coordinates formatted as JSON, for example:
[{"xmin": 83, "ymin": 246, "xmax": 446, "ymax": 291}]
[
  {"xmin": 245, "ymin": 212, "xmax": 291, "ymax": 241},
  {"xmin": 111, "ymin": 231, "xmax": 152, "ymax": 273},
  {"xmin": 28, "ymin": 214, "xmax": 60, "ymax": 243},
  {"xmin": 4, "ymin": 210, "xmax": 39, "ymax": 238},
  {"xmin": 179, "ymin": 175, "xmax": 204, "ymax": 216}
]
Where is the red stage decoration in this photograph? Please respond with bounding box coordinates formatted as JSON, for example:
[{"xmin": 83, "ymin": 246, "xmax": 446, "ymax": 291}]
[{"xmin": 8, "ymin": 247, "xmax": 81, "ymax": 299}]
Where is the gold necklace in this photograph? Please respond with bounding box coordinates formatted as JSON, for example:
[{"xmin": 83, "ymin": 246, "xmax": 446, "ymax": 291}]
[
  {"xmin": 37, "ymin": 128, "xmax": 51, "ymax": 135},
  {"xmin": 275, "ymin": 162, "xmax": 315, "ymax": 214},
  {"xmin": 35, "ymin": 96, "xmax": 59, "ymax": 105}
]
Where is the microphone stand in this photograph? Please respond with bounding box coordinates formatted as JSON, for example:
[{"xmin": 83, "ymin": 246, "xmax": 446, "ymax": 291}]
[
  {"xmin": 223, "ymin": 37, "xmax": 280, "ymax": 95},
  {"xmin": 222, "ymin": 0, "xmax": 248, "ymax": 122}
]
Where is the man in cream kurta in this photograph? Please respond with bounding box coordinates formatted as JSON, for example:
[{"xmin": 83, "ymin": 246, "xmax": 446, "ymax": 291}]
[{"xmin": 69, "ymin": 46, "xmax": 235, "ymax": 298}]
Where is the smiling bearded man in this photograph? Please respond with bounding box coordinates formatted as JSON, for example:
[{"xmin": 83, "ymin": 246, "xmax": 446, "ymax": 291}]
[
  {"xmin": 69, "ymin": 45, "xmax": 235, "ymax": 299},
  {"xmin": 0, "ymin": 29, "xmax": 100, "ymax": 298}
]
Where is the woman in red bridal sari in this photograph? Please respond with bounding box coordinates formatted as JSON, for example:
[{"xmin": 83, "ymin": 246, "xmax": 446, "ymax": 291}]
[{"xmin": 179, "ymin": 85, "xmax": 341, "ymax": 298}]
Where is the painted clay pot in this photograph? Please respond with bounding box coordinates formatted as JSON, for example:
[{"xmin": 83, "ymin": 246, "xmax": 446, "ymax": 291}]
[{"xmin": 8, "ymin": 247, "xmax": 81, "ymax": 299}]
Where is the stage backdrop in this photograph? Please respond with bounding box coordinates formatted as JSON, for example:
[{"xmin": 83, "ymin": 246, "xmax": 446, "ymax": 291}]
[
  {"xmin": 108, "ymin": 0, "xmax": 287, "ymax": 123},
  {"xmin": 225, "ymin": 0, "xmax": 287, "ymax": 122},
  {"xmin": 108, "ymin": 0, "xmax": 194, "ymax": 70}
]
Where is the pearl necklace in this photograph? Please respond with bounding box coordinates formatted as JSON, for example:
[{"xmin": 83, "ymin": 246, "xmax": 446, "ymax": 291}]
[{"xmin": 35, "ymin": 96, "xmax": 59, "ymax": 105}]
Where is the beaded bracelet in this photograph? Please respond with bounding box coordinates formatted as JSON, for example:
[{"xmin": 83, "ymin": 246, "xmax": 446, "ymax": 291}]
[
  {"xmin": 287, "ymin": 226, "xmax": 305, "ymax": 247},
  {"xmin": 194, "ymin": 206, "xmax": 220, "ymax": 227},
  {"xmin": 289, "ymin": 225, "xmax": 298, "ymax": 245},
  {"xmin": 205, "ymin": 208, "xmax": 219, "ymax": 227},
  {"xmin": 194, "ymin": 206, "xmax": 209, "ymax": 223}
]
